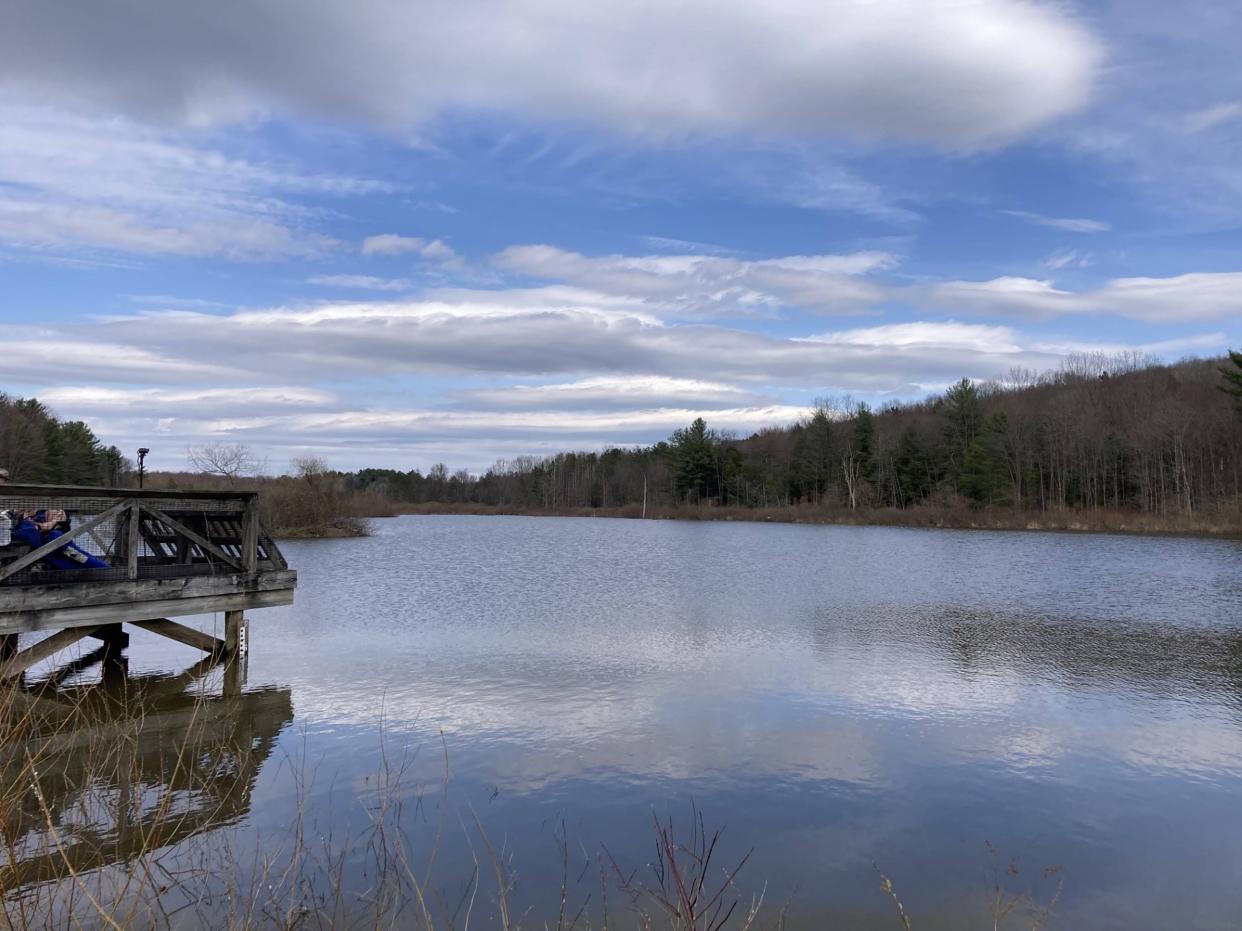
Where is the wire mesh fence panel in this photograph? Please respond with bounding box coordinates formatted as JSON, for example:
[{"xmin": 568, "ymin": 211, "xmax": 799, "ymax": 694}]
[{"xmin": 0, "ymin": 490, "xmax": 275, "ymax": 588}]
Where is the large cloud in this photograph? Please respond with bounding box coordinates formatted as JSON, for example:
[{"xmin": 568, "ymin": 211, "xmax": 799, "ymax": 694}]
[
  {"xmin": 13, "ymin": 288, "xmax": 1225, "ymax": 469},
  {"xmin": 86, "ymin": 294, "xmax": 1073, "ymax": 388},
  {"xmin": 1, "ymin": 0, "xmax": 1098, "ymax": 148}
]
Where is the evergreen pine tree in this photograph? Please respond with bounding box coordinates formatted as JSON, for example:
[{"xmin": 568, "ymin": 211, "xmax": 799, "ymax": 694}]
[
  {"xmin": 670, "ymin": 417, "xmax": 717, "ymax": 503},
  {"xmin": 1219, "ymin": 349, "xmax": 1242, "ymax": 413}
]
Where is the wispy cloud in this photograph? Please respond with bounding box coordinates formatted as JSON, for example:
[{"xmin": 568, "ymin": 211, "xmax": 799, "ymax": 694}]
[
  {"xmin": 308, "ymin": 274, "xmax": 412, "ymax": 292},
  {"xmin": 1185, "ymin": 102, "xmax": 1242, "ymax": 133},
  {"xmin": 1041, "ymin": 248, "xmax": 1094, "ymax": 270},
  {"xmin": 494, "ymin": 244, "xmax": 897, "ymax": 316},
  {"xmin": 921, "ymin": 271, "xmax": 1242, "ymax": 322},
  {"xmin": 1002, "ymin": 210, "xmax": 1111, "ymax": 233},
  {"xmin": 0, "ymin": 105, "xmax": 377, "ymax": 258}
]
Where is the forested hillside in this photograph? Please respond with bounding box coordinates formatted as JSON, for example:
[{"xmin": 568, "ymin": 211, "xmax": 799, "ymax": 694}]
[
  {"xmin": 6, "ymin": 353, "xmax": 1242, "ymax": 533},
  {"xmin": 0, "ymin": 395, "xmax": 125, "ymax": 486},
  {"xmin": 343, "ymin": 353, "xmax": 1242, "ymax": 524}
]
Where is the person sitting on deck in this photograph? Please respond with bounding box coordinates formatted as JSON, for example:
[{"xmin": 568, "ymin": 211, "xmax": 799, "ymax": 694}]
[{"xmin": 13, "ymin": 509, "xmax": 110, "ymax": 570}]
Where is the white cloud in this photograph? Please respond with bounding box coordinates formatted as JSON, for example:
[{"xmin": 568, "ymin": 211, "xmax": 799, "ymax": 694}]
[
  {"xmin": 1001, "ymin": 210, "xmax": 1112, "ymax": 233},
  {"xmin": 361, "ymin": 234, "xmax": 461, "ymax": 266},
  {"xmin": 1, "ymin": 0, "xmax": 1099, "ymax": 149},
  {"xmin": 7, "ymin": 289, "xmax": 1226, "ymax": 469},
  {"xmin": 0, "ymin": 105, "xmax": 372, "ymax": 258},
  {"xmin": 0, "ymin": 199, "xmax": 335, "ymax": 259},
  {"xmin": 923, "ymin": 271, "xmax": 1242, "ymax": 321},
  {"xmin": 308, "ymin": 274, "xmax": 412, "ymax": 292},
  {"xmin": 494, "ymin": 245, "xmax": 896, "ymax": 315},
  {"xmin": 0, "ymin": 337, "xmax": 234, "ymax": 384},
  {"xmin": 808, "ymin": 321, "xmax": 1024, "ymax": 354},
  {"xmin": 462, "ymin": 376, "xmax": 763, "ymax": 410},
  {"xmin": 39, "ymin": 386, "xmax": 339, "ymax": 417},
  {"xmin": 15, "ymin": 290, "xmax": 1180, "ymax": 396},
  {"xmin": 361, "ymin": 234, "xmax": 428, "ymax": 256}
]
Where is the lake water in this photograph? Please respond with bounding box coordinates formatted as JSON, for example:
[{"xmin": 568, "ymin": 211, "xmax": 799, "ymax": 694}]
[{"xmin": 9, "ymin": 515, "xmax": 1242, "ymax": 928}]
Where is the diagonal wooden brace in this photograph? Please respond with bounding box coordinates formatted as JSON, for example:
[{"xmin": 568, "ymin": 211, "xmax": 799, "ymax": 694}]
[{"xmin": 0, "ymin": 626, "xmax": 101, "ymax": 680}]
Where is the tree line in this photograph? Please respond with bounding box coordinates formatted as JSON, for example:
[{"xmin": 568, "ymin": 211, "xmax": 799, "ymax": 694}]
[
  {"xmin": 0, "ymin": 395, "xmax": 125, "ymax": 486},
  {"xmin": 4, "ymin": 352, "xmax": 1242, "ymax": 525},
  {"xmin": 340, "ymin": 353, "xmax": 1242, "ymax": 519}
]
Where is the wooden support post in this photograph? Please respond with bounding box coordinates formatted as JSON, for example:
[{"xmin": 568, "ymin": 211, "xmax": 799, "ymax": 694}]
[
  {"xmin": 223, "ymin": 650, "xmax": 247, "ymax": 699},
  {"xmin": 0, "ymin": 634, "xmax": 16, "ymax": 660},
  {"xmin": 132, "ymin": 618, "xmax": 225, "ymax": 656},
  {"xmin": 242, "ymin": 498, "xmax": 259, "ymax": 574},
  {"xmin": 0, "ymin": 626, "xmax": 100, "ymax": 680},
  {"xmin": 89, "ymin": 624, "xmax": 130, "ymax": 650},
  {"xmin": 127, "ymin": 502, "xmax": 141, "ymax": 580},
  {"xmin": 224, "ymin": 610, "xmax": 247, "ymax": 656}
]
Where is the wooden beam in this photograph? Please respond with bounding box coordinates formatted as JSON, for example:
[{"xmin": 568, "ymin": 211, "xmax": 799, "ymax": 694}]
[
  {"xmin": 0, "ymin": 570, "xmax": 296, "ymax": 613},
  {"xmin": 0, "ymin": 482, "xmax": 258, "ymax": 502},
  {"xmin": 241, "ymin": 498, "xmax": 259, "ymax": 574},
  {"xmin": 131, "ymin": 618, "xmax": 225, "ymax": 655},
  {"xmin": 0, "ymin": 570, "xmax": 297, "ymax": 633},
  {"xmin": 0, "ymin": 626, "xmax": 100, "ymax": 680},
  {"xmin": 0, "ymin": 500, "xmax": 131, "ymax": 583},
  {"xmin": 141, "ymin": 506, "xmax": 244, "ymax": 571},
  {"xmin": 126, "ymin": 502, "xmax": 140, "ymax": 579},
  {"xmin": 2, "ymin": 588, "xmax": 294, "ymax": 632}
]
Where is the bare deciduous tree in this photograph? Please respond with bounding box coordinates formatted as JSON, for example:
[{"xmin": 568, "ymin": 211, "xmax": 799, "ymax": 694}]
[{"xmin": 187, "ymin": 442, "xmax": 263, "ymax": 480}]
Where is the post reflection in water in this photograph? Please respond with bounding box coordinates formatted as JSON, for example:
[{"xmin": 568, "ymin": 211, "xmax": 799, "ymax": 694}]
[{"xmin": 0, "ymin": 647, "xmax": 292, "ymax": 898}]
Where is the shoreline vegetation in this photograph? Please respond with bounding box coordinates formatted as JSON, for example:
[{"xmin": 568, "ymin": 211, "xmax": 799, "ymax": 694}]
[
  {"xmin": 330, "ymin": 352, "xmax": 1242, "ymax": 542},
  {"xmin": 386, "ymin": 500, "xmax": 1242, "ymax": 539}
]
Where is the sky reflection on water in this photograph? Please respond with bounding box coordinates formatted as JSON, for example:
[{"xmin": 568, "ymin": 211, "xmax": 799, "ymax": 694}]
[{"xmin": 13, "ymin": 516, "xmax": 1242, "ymax": 929}]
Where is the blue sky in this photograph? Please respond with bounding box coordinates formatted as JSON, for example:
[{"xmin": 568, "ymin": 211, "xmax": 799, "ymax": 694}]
[{"xmin": 2, "ymin": 0, "xmax": 1241, "ymax": 472}]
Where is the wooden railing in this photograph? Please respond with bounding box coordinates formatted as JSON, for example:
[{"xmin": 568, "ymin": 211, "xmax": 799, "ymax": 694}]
[{"xmin": 0, "ymin": 484, "xmax": 286, "ymax": 588}]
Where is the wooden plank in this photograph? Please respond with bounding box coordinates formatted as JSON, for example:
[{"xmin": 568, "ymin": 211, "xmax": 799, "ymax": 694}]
[
  {"xmin": 132, "ymin": 618, "xmax": 225, "ymax": 655},
  {"xmin": 0, "ymin": 587, "xmax": 295, "ymax": 634},
  {"xmin": 142, "ymin": 506, "xmax": 244, "ymax": 571},
  {"xmin": 0, "ymin": 626, "xmax": 100, "ymax": 679},
  {"xmin": 0, "ymin": 500, "xmax": 131, "ymax": 583},
  {"xmin": 0, "ymin": 569, "xmax": 298, "ymax": 613}
]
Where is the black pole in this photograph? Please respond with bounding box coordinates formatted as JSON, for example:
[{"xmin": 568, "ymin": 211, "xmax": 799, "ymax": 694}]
[{"xmin": 137, "ymin": 448, "xmax": 150, "ymax": 488}]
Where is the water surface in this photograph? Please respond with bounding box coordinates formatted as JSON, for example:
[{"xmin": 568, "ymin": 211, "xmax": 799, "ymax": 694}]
[{"xmin": 12, "ymin": 516, "xmax": 1242, "ymax": 928}]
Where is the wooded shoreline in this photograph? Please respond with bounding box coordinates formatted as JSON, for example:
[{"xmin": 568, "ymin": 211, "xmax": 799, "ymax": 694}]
[{"xmin": 388, "ymin": 500, "xmax": 1242, "ymax": 539}]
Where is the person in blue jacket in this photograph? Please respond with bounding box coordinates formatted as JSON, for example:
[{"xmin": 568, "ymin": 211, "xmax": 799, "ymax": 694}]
[{"xmin": 13, "ymin": 509, "xmax": 110, "ymax": 570}]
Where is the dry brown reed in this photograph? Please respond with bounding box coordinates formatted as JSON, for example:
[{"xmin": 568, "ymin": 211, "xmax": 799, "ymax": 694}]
[{"xmin": 0, "ymin": 641, "xmax": 1067, "ymax": 930}]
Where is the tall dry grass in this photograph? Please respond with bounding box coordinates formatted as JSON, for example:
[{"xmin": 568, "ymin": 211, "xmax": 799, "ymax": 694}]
[{"xmin": 1, "ymin": 639, "xmax": 1067, "ymax": 930}]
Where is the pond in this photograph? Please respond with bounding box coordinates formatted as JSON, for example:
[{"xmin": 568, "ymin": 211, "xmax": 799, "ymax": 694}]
[{"xmin": 7, "ymin": 515, "xmax": 1242, "ymax": 929}]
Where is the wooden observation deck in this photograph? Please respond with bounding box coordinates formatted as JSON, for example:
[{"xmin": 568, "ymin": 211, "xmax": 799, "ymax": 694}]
[{"xmin": 0, "ymin": 485, "xmax": 296, "ymax": 678}]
